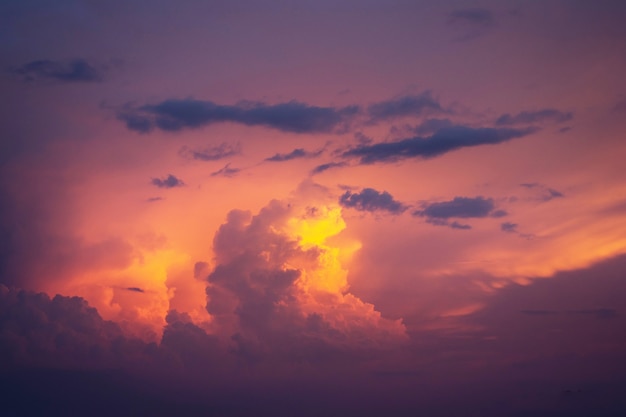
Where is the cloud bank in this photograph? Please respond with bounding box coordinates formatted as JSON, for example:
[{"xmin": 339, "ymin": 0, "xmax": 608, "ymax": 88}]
[
  {"xmin": 343, "ymin": 126, "xmax": 535, "ymax": 164},
  {"xmin": 117, "ymin": 99, "xmax": 359, "ymax": 134}
]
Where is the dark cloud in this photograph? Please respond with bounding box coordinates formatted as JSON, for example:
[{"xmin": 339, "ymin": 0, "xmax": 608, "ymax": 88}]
[
  {"xmin": 343, "ymin": 126, "xmax": 535, "ymax": 164},
  {"xmin": 179, "ymin": 142, "xmax": 240, "ymax": 161},
  {"xmin": 117, "ymin": 99, "xmax": 359, "ymax": 134},
  {"xmin": 414, "ymin": 196, "xmax": 505, "ymax": 230},
  {"xmin": 415, "ymin": 196, "xmax": 500, "ymax": 219},
  {"xmin": 367, "ymin": 92, "xmax": 445, "ymax": 122},
  {"xmin": 450, "ymin": 221, "xmax": 472, "ymax": 230},
  {"xmin": 413, "ymin": 118, "xmax": 455, "ymax": 135},
  {"xmin": 466, "ymin": 254, "xmax": 626, "ymax": 370},
  {"xmin": 10, "ymin": 59, "xmax": 104, "ymax": 83},
  {"xmin": 151, "ymin": 174, "xmax": 184, "ymax": 188},
  {"xmin": 146, "ymin": 197, "xmax": 164, "ymax": 202},
  {"xmin": 501, "ymin": 222, "xmax": 518, "ymax": 233},
  {"xmin": 265, "ymin": 148, "xmax": 323, "ymax": 162},
  {"xmin": 310, "ymin": 161, "xmax": 347, "ymax": 175},
  {"xmin": 0, "ymin": 286, "xmax": 154, "ymax": 369},
  {"xmin": 210, "ymin": 163, "xmax": 240, "ymax": 178},
  {"xmin": 447, "ymin": 8, "xmax": 495, "ymax": 27},
  {"xmin": 496, "ymin": 109, "xmax": 573, "ymax": 126},
  {"xmin": 125, "ymin": 287, "xmax": 145, "ymax": 293},
  {"xmin": 501, "ymin": 221, "xmax": 533, "ymax": 239},
  {"xmin": 339, "ymin": 188, "xmax": 407, "ymax": 214}
]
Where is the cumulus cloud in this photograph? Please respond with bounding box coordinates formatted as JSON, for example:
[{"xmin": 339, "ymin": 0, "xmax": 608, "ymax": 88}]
[
  {"xmin": 205, "ymin": 199, "xmax": 406, "ymax": 359},
  {"xmin": 414, "ymin": 196, "xmax": 505, "ymax": 229},
  {"xmin": 0, "ymin": 286, "xmax": 229, "ymax": 373},
  {"xmin": 496, "ymin": 109, "xmax": 573, "ymax": 126},
  {"xmin": 151, "ymin": 174, "xmax": 184, "ymax": 188},
  {"xmin": 117, "ymin": 99, "xmax": 359, "ymax": 134},
  {"xmin": 343, "ymin": 125, "xmax": 535, "ymax": 164},
  {"xmin": 367, "ymin": 92, "xmax": 445, "ymax": 122},
  {"xmin": 265, "ymin": 148, "xmax": 323, "ymax": 162},
  {"xmin": 0, "ymin": 286, "xmax": 154, "ymax": 369},
  {"xmin": 339, "ymin": 188, "xmax": 407, "ymax": 214},
  {"xmin": 179, "ymin": 142, "xmax": 241, "ymax": 161},
  {"xmin": 10, "ymin": 59, "xmax": 104, "ymax": 83}
]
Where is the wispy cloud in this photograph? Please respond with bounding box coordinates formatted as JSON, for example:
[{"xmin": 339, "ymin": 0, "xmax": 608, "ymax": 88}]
[
  {"xmin": 265, "ymin": 148, "xmax": 323, "ymax": 162},
  {"xmin": 10, "ymin": 59, "xmax": 104, "ymax": 83},
  {"xmin": 210, "ymin": 163, "xmax": 240, "ymax": 178},
  {"xmin": 179, "ymin": 142, "xmax": 241, "ymax": 161}
]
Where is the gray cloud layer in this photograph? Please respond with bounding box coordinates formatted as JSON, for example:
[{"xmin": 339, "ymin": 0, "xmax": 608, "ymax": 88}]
[
  {"xmin": 414, "ymin": 196, "xmax": 506, "ymax": 229},
  {"xmin": 118, "ymin": 99, "xmax": 359, "ymax": 134},
  {"xmin": 343, "ymin": 126, "xmax": 535, "ymax": 164},
  {"xmin": 496, "ymin": 109, "xmax": 573, "ymax": 126}
]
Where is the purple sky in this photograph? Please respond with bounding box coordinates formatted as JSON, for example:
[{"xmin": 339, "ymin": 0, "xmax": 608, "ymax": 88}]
[{"xmin": 1, "ymin": 1, "xmax": 626, "ymax": 416}]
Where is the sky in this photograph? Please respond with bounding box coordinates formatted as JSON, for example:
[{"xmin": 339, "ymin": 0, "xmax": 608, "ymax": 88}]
[{"xmin": 1, "ymin": 1, "xmax": 626, "ymax": 416}]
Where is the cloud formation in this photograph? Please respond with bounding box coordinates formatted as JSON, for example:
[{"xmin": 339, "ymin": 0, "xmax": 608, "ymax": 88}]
[
  {"xmin": 310, "ymin": 162, "xmax": 348, "ymax": 175},
  {"xmin": 414, "ymin": 196, "xmax": 505, "ymax": 229},
  {"xmin": 496, "ymin": 109, "xmax": 573, "ymax": 126},
  {"xmin": 210, "ymin": 164, "xmax": 240, "ymax": 178},
  {"xmin": 265, "ymin": 148, "xmax": 323, "ymax": 162},
  {"xmin": 10, "ymin": 59, "xmax": 104, "ymax": 83},
  {"xmin": 151, "ymin": 174, "xmax": 184, "ymax": 188},
  {"xmin": 343, "ymin": 126, "xmax": 535, "ymax": 164},
  {"xmin": 339, "ymin": 188, "xmax": 407, "ymax": 214},
  {"xmin": 500, "ymin": 222, "xmax": 518, "ymax": 233},
  {"xmin": 205, "ymin": 200, "xmax": 406, "ymax": 359},
  {"xmin": 117, "ymin": 99, "xmax": 359, "ymax": 134},
  {"xmin": 179, "ymin": 142, "xmax": 240, "ymax": 161},
  {"xmin": 367, "ymin": 92, "xmax": 445, "ymax": 122}
]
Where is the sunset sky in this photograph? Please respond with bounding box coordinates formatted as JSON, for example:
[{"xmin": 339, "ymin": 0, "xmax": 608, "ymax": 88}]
[{"xmin": 2, "ymin": 1, "xmax": 626, "ymax": 416}]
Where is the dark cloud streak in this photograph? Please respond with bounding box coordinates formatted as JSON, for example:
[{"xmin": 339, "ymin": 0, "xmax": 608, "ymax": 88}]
[
  {"xmin": 117, "ymin": 99, "xmax": 359, "ymax": 134},
  {"xmin": 367, "ymin": 92, "xmax": 445, "ymax": 122},
  {"xmin": 496, "ymin": 109, "xmax": 573, "ymax": 126},
  {"xmin": 343, "ymin": 126, "xmax": 535, "ymax": 164},
  {"xmin": 265, "ymin": 148, "xmax": 323, "ymax": 162},
  {"xmin": 10, "ymin": 59, "xmax": 104, "ymax": 83}
]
